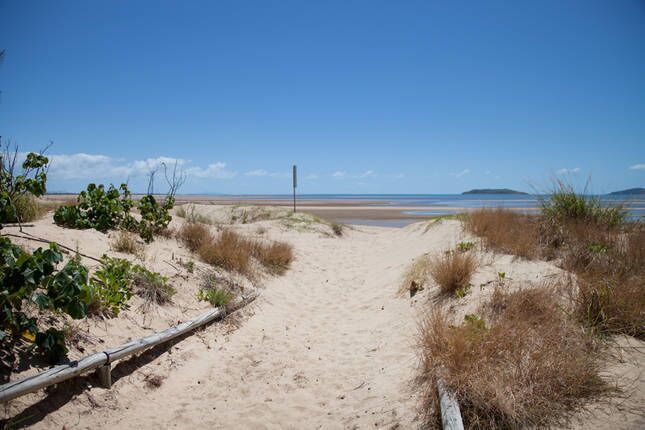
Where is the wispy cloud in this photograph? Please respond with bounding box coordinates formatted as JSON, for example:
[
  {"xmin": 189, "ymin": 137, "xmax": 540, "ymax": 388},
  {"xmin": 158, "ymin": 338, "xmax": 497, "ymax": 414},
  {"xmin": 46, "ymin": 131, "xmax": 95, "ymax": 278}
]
[
  {"xmin": 629, "ymin": 164, "xmax": 645, "ymax": 171},
  {"xmin": 332, "ymin": 171, "xmax": 346, "ymax": 178},
  {"xmin": 557, "ymin": 167, "xmax": 581, "ymax": 175},
  {"xmin": 357, "ymin": 170, "xmax": 376, "ymax": 178},
  {"xmin": 454, "ymin": 168, "xmax": 470, "ymax": 178},
  {"xmin": 186, "ymin": 162, "xmax": 236, "ymax": 179},
  {"xmin": 44, "ymin": 152, "xmax": 235, "ymax": 181},
  {"xmin": 245, "ymin": 169, "xmax": 268, "ymax": 177},
  {"xmin": 305, "ymin": 173, "xmax": 319, "ymax": 180}
]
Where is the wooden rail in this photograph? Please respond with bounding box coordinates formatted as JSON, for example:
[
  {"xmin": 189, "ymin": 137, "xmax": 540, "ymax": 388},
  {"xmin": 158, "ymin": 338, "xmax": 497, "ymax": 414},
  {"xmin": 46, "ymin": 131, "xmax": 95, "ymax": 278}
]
[{"xmin": 0, "ymin": 293, "xmax": 257, "ymax": 404}]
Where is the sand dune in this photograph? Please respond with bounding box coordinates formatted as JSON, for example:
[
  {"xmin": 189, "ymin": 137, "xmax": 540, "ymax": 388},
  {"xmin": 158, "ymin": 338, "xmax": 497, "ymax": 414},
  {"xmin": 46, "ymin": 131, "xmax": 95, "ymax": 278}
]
[{"xmin": 2, "ymin": 207, "xmax": 642, "ymax": 429}]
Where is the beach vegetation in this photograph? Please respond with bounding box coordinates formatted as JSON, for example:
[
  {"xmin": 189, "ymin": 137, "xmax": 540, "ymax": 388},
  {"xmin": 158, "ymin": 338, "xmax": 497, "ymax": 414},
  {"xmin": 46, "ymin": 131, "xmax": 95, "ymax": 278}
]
[
  {"xmin": 178, "ymin": 222, "xmax": 211, "ymax": 252},
  {"xmin": 399, "ymin": 255, "xmax": 432, "ymax": 297},
  {"xmin": 110, "ymin": 230, "xmax": 145, "ymax": 258},
  {"xmin": 419, "ymin": 286, "xmax": 607, "ymax": 428},
  {"xmin": 456, "ymin": 241, "xmax": 474, "ymax": 252},
  {"xmin": 429, "ymin": 251, "xmax": 477, "ymax": 296},
  {"xmin": 251, "ymin": 240, "xmax": 294, "ymax": 275}
]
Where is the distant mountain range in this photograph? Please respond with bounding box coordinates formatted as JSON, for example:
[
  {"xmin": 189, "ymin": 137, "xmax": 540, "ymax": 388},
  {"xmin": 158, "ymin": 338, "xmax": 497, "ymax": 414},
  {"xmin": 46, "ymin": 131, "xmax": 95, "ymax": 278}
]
[
  {"xmin": 608, "ymin": 188, "xmax": 645, "ymax": 196},
  {"xmin": 462, "ymin": 188, "xmax": 529, "ymax": 195}
]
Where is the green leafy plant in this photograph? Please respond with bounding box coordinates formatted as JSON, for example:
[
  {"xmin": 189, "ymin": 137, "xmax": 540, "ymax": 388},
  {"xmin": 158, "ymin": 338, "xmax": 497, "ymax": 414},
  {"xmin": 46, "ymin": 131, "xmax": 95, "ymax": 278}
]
[
  {"xmin": 457, "ymin": 241, "xmax": 475, "ymax": 252},
  {"xmin": 197, "ymin": 288, "xmax": 233, "ymax": 307},
  {"xmin": 0, "ymin": 238, "xmax": 93, "ymax": 368},
  {"xmin": 54, "ymin": 183, "xmax": 135, "ymax": 231},
  {"xmin": 454, "ymin": 283, "xmax": 473, "ymax": 298},
  {"xmin": 0, "ymin": 145, "xmax": 49, "ymax": 226}
]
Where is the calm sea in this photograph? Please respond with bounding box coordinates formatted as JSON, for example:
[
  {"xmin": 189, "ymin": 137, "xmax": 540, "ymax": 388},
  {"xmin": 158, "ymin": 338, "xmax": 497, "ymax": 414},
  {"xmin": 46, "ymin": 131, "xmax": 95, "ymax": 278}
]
[{"xmin": 221, "ymin": 193, "xmax": 645, "ymax": 220}]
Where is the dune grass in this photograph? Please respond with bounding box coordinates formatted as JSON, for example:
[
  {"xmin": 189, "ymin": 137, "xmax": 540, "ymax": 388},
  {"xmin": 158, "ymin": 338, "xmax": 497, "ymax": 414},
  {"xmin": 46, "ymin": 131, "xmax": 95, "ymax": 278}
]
[
  {"xmin": 463, "ymin": 184, "xmax": 645, "ymax": 339},
  {"xmin": 429, "ymin": 251, "xmax": 477, "ymax": 296},
  {"xmin": 177, "ymin": 222, "xmax": 211, "ymax": 252},
  {"xmin": 110, "ymin": 230, "xmax": 145, "ymax": 258},
  {"xmin": 399, "ymin": 255, "xmax": 432, "ymax": 297},
  {"xmin": 419, "ymin": 286, "xmax": 608, "ymax": 429},
  {"xmin": 251, "ymin": 240, "xmax": 294, "ymax": 275}
]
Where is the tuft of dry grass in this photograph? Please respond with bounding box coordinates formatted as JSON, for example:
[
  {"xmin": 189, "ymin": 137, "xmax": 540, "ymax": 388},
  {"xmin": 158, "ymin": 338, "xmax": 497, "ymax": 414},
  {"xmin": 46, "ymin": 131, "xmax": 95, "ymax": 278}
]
[
  {"xmin": 429, "ymin": 251, "xmax": 477, "ymax": 296},
  {"xmin": 177, "ymin": 222, "xmax": 211, "ymax": 252},
  {"xmin": 251, "ymin": 240, "xmax": 294, "ymax": 275},
  {"xmin": 110, "ymin": 230, "xmax": 145, "ymax": 258},
  {"xmin": 419, "ymin": 286, "xmax": 608, "ymax": 429},
  {"xmin": 399, "ymin": 255, "xmax": 432, "ymax": 297},
  {"xmin": 464, "ymin": 208, "xmax": 542, "ymax": 259},
  {"xmin": 198, "ymin": 229, "xmax": 253, "ymax": 274},
  {"xmin": 331, "ymin": 222, "xmax": 344, "ymax": 236}
]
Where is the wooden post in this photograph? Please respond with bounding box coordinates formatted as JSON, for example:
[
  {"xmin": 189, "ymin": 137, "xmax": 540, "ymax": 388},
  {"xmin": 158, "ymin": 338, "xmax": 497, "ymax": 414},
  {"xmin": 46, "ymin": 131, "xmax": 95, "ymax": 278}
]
[
  {"xmin": 292, "ymin": 165, "xmax": 297, "ymax": 213},
  {"xmin": 97, "ymin": 363, "xmax": 112, "ymax": 388}
]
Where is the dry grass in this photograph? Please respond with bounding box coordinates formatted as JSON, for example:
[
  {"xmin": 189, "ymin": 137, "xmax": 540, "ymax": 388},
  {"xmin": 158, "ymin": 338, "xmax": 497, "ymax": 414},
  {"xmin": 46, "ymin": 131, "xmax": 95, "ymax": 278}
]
[
  {"xmin": 419, "ymin": 286, "xmax": 608, "ymax": 429},
  {"xmin": 177, "ymin": 222, "xmax": 211, "ymax": 252},
  {"xmin": 429, "ymin": 251, "xmax": 477, "ymax": 296},
  {"xmin": 110, "ymin": 230, "xmax": 145, "ymax": 258},
  {"xmin": 463, "ymin": 208, "xmax": 542, "ymax": 259},
  {"xmin": 252, "ymin": 240, "xmax": 294, "ymax": 275},
  {"xmin": 399, "ymin": 255, "xmax": 432, "ymax": 297},
  {"xmin": 466, "ymin": 207, "xmax": 645, "ymax": 339},
  {"xmin": 198, "ymin": 229, "xmax": 253, "ymax": 274}
]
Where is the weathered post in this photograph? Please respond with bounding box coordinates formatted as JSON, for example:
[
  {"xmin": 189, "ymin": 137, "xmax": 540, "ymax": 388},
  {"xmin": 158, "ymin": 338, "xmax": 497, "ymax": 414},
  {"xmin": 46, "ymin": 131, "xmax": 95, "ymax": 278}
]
[{"xmin": 292, "ymin": 164, "xmax": 297, "ymax": 213}]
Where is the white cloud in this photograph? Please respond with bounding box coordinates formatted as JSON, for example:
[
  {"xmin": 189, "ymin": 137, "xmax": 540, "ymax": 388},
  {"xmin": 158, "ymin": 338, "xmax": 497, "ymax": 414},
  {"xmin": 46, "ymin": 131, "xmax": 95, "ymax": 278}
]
[
  {"xmin": 305, "ymin": 174, "xmax": 319, "ymax": 180},
  {"xmin": 557, "ymin": 167, "xmax": 581, "ymax": 175},
  {"xmin": 332, "ymin": 171, "xmax": 346, "ymax": 178},
  {"xmin": 629, "ymin": 164, "xmax": 645, "ymax": 170},
  {"xmin": 245, "ymin": 169, "xmax": 268, "ymax": 177},
  {"xmin": 186, "ymin": 162, "xmax": 236, "ymax": 179},
  {"xmin": 454, "ymin": 168, "xmax": 470, "ymax": 178},
  {"xmin": 45, "ymin": 152, "xmax": 234, "ymax": 181},
  {"xmin": 357, "ymin": 170, "xmax": 376, "ymax": 178}
]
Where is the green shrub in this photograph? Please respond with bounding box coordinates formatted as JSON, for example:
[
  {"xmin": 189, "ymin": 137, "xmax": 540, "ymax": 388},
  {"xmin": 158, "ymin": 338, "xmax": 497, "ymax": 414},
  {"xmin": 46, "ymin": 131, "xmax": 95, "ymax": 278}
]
[
  {"xmin": 197, "ymin": 287, "xmax": 233, "ymax": 307},
  {"xmin": 54, "ymin": 183, "xmax": 135, "ymax": 231},
  {"xmin": 87, "ymin": 256, "xmax": 134, "ymax": 316},
  {"xmin": 0, "ymin": 238, "xmax": 92, "ymax": 368},
  {"xmin": 540, "ymin": 180, "xmax": 626, "ymax": 227},
  {"xmin": 54, "ymin": 183, "xmax": 176, "ymax": 242}
]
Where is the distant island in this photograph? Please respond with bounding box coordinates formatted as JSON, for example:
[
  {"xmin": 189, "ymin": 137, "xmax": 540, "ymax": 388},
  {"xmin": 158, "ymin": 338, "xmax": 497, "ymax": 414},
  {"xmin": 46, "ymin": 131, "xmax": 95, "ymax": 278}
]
[
  {"xmin": 462, "ymin": 188, "xmax": 529, "ymax": 195},
  {"xmin": 608, "ymin": 187, "xmax": 645, "ymax": 196}
]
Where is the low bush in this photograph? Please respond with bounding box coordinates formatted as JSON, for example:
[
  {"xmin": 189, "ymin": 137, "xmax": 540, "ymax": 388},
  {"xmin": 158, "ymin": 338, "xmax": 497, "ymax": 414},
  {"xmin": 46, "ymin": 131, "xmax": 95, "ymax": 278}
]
[
  {"xmin": 197, "ymin": 287, "xmax": 233, "ymax": 307},
  {"xmin": 463, "ymin": 208, "xmax": 541, "ymax": 259},
  {"xmin": 540, "ymin": 180, "xmax": 627, "ymax": 228},
  {"xmin": 110, "ymin": 230, "xmax": 145, "ymax": 257},
  {"xmin": 198, "ymin": 229, "xmax": 253, "ymax": 274},
  {"xmin": 252, "ymin": 240, "xmax": 294, "ymax": 275},
  {"xmin": 419, "ymin": 287, "xmax": 607, "ymax": 428},
  {"xmin": 456, "ymin": 241, "xmax": 474, "ymax": 252},
  {"xmin": 331, "ymin": 222, "xmax": 344, "ymax": 236},
  {"xmin": 132, "ymin": 266, "xmax": 175, "ymax": 305},
  {"xmin": 178, "ymin": 222, "xmax": 211, "ymax": 252},
  {"xmin": 429, "ymin": 251, "xmax": 477, "ymax": 296},
  {"xmin": 54, "ymin": 183, "xmax": 177, "ymax": 242}
]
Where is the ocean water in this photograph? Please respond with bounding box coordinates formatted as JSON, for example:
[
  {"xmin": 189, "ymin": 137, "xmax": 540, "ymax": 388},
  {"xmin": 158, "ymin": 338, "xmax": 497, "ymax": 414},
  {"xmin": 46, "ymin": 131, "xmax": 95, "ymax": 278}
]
[{"xmin": 229, "ymin": 194, "xmax": 645, "ymax": 219}]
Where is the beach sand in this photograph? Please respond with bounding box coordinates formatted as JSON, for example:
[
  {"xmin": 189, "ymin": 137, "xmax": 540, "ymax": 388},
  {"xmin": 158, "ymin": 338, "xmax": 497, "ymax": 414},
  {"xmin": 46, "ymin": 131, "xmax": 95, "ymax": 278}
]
[{"xmin": 2, "ymin": 204, "xmax": 643, "ymax": 429}]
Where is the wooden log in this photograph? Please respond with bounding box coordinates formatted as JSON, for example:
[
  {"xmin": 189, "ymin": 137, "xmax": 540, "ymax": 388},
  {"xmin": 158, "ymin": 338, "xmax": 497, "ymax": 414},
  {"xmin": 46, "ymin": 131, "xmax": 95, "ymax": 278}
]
[
  {"xmin": 97, "ymin": 363, "xmax": 112, "ymax": 388},
  {"xmin": 0, "ymin": 293, "xmax": 257, "ymax": 404},
  {"xmin": 437, "ymin": 378, "xmax": 464, "ymax": 430}
]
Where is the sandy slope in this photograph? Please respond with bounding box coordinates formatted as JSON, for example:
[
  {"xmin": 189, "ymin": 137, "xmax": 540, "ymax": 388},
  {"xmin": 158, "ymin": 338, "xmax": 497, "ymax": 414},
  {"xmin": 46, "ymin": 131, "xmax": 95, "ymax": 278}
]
[{"xmin": 3, "ymin": 211, "xmax": 643, "ymax": 429}]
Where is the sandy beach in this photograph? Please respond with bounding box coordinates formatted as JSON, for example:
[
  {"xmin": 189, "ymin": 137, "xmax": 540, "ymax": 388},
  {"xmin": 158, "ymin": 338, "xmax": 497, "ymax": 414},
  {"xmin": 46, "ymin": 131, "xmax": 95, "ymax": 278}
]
[{"xmin": 2, "ymin": 203, "xmax": 642, "ymax": 429}]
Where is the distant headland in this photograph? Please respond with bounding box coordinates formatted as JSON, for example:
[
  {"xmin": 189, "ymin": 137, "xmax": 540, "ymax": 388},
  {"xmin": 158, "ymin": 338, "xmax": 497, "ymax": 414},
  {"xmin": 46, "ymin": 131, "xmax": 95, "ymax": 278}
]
[
  {"xmin": 608, "ymin": 187, "xmax": 645, "ymax": 196},
  {"xmin": 462, "ymin": 188, "xmax": 529, "ymax": 195}
]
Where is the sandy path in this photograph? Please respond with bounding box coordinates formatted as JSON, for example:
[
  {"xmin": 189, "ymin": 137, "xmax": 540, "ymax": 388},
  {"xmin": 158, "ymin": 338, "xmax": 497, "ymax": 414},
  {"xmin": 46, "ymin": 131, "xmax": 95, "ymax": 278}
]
[{"xmin": 65, "ymin": 222, "xmax": 456, "ymax": 429}]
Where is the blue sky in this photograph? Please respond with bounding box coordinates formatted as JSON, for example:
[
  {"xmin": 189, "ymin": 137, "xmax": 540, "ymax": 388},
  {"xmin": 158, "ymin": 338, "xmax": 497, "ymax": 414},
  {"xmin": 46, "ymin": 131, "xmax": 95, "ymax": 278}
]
[{"xmin": 1, "ymin": 0, "xmax": 643, "ymax": 194}]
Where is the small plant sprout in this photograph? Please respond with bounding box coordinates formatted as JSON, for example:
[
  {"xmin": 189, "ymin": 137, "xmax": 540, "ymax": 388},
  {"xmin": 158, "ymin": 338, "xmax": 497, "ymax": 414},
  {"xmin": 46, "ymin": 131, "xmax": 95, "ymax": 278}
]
[
  {"xmin": 454, "ymin": 283, "xmax": 473, "ymax": 298},
  {"xmin": 457, "ymin": 241, "xmax": 475, "ymax": 252}
]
